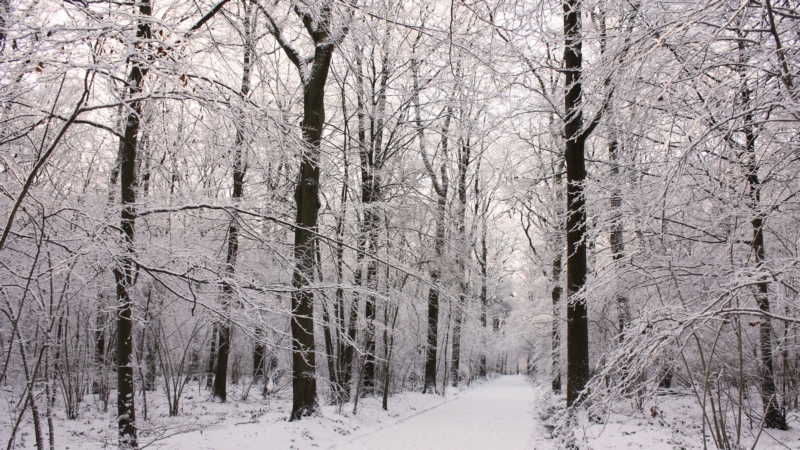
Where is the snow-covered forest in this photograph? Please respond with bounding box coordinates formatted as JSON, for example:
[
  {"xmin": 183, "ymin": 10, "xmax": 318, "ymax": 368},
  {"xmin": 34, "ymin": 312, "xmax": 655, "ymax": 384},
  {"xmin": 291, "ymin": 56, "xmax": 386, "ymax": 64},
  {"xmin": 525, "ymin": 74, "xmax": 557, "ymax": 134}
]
[{"xmin": 1, "ymin": 0, "xmax": 799, "ymax": 448}]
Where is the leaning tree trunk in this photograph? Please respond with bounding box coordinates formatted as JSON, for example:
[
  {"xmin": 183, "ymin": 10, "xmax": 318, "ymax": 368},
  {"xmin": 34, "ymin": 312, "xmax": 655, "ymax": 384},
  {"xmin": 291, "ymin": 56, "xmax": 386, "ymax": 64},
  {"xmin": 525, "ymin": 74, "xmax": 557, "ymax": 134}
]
[
  {"xmin": 112, "ymin": 1, "xmax": 151, "ymax": 445},
  {"xmin": 213, "ymin": 0, "xmax": 253, "ymax": 402}
]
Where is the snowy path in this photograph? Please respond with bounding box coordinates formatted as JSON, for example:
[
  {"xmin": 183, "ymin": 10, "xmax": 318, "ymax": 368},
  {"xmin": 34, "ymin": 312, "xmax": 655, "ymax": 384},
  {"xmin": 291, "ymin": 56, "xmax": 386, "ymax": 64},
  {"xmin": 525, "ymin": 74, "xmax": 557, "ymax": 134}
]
[{"xmin": 331, "ymin": 375, "xmax": 540, "ymax": 450}]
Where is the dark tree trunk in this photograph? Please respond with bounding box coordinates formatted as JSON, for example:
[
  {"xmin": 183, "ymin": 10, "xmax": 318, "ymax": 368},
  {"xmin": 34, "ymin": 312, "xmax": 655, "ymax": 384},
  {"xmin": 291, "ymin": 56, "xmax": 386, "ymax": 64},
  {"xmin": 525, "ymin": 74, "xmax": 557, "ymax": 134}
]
[
  {"xmin": 422, "ymin": 216, "xmax": 444, "ymax": 394},
  {"xmin": 112, "ymin": 2, "xmax": 151, "ymax": 445},
  {"xmin": 253, "ymin": 328, "xmax": 266, "ymax": 383},
  {"xmin": 450, "ymin": 137, "xmax": 471, "ymax": 387},
  {"xmin": 341, "ymin": 268, "xmax": 359, "ymax": 397},
  {"xmin": 206, "ymin": 323, "xmax": 217, "ymax": 389},
  {"xmin": 332, "ymin": 104, "xmax": 351, "ymax": 402},
  {"xmin": 94, "ymin": 298, "xmax": 106, "ymax": 366},
  {"xmin": 422, "ymin": 110, "xmax": 450, "ymax": 394},
  {"xmin": 478, "ymin": 196, "xmax": 488, "ymax": 379},
  {"xmin": 551, "ymin": 253, "xmax": 563, "ymax": 393},
  {"xmin": 563, "ymin": 0, "xmax": 590, "ymax": 407},
  {"xmin": 319, "ymin": 296, "xmax": 338, "ymax": 395},
  {"xmin": 361, "ymin": 258, "xmax": 378, "ymax": 395},
  {"xmin": 144, "ymin": 330, "xmax": 157, "ymax": 392},
  {"xmin": 314, "ymin": 243, "xmax": 340, "ymax": 401},
  {"xmin": 288, "ymin": 30, "xmax": 338, "ymax": 423},
  {"xmin": 353, "ymin": 40, "xmax": 389, "ymax": 395},
  {"xmin": 473, "ymin": 155, "xmax": 489, "ymax": 379},
  {"xmin": 382, "ymin": 301, "xmax": 399, "ymax": 410},
  {"xmin": 213, "ymin": 0, "xmax": 253, "ymax": 403},
  {"xmin": 141, "ymin": 292, "xmax": 157, "ymax": 392},
  {"xmin": 113, "ymin": 67, "xmax": 141, "ymax": 447},
  {"xmin": 212, "ymin": 322, "xmax": 232, "ymax": 400},
  {"xmin": 409, "ymin": 47, "xmax": 448, "ymax": 395},
  {"xmin": 740, "ymin": 54, "xmax": 786, "ymax": 429},
  {"xmin": 258, "ymin": 0, "xmax": 347, "ymax": 420}
]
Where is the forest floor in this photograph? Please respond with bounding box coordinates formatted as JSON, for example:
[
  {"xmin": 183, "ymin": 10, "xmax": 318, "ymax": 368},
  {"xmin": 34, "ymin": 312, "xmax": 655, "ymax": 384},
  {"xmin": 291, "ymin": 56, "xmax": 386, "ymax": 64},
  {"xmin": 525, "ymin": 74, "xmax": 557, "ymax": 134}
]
[
  {"xmin": 538, "ymin": 386, "xmax": 800, "ymax": 449},
  {"xmin": 3, "ymin": 375, "xmax": 543, "ymax": 449},
  {"xmin": 330, "ymin": 375, "xmax": 542, "ymax": 449},
  {"xmin": 4, "ymin": 375, "xmax": 800, "ymax": 449}
]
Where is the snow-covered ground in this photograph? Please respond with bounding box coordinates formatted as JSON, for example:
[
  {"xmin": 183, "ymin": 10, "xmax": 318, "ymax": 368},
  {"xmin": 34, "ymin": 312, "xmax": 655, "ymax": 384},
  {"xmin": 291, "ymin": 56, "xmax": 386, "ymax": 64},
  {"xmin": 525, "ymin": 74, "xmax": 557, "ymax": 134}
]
[
  {"xmin": 333, "ymin": 375, "xmax": 541, "ymax": 449},
  {"xmin": 537, "ymin": 387, "xmax": 800, "ymax": 450},
  {"xmin": 5, "ymin": 375, "xmax": 800, "ymax": 449},
  {"xmin": 2, "ymin": 375, "xmax": 545, "ymax": 449}
]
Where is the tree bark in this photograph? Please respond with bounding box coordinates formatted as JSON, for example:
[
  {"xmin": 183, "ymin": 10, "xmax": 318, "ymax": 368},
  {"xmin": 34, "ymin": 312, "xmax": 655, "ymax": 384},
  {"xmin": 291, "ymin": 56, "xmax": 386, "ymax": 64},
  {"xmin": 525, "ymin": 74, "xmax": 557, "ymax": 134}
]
[
  {"xmin": 422, "ymin": 110, "xmax": 450, "ymax": 394},
  {"xmin": 94, "ymin": 295, "xmax": 106, "ymax": 366},
  {"xmin": 354, "ymin": 40, "xmax": 389, "ymax": 395},
  {"xmin": 563, "ymin": 0, "xmax": 590, "ymax": 407},
  {"xmin": 112, "ymin": 1, "xmax": 151, "ymax": 444},
  {"xmin": 476, "ymin": 159, "xmax": 488, "ymax": 380},
  {"xmin": 213, "ymin": 0, "xmax": 253, "ymax": 402},
  {"xmin": 332, "ymin": 94, "xmax": 351, "ymax": 401},
  {"xmin": 410, "ymin": 49, "xmax": 447, "ymax": 394},
  {"xmin": 253, "ymin": 328, "xmax": 265, "ymax": 383},
  {"xmin": 551, "ymin": 252, "xmax": 563, "ymax": 393},
  {"xmin": 422, "ymin": 196, "xmax": 444, "ymax": 395},
  {"xmin": 450, "ymin": 137, "xmax": 471, "ymax": 386},
  {"xmin": 274, "ymin": 6, "xmax": 344, "ymax": 418},
  {"xmin": 740, "ymin": 45, "xmax": 786, "ymax": 428},
  {"xmin": 206, "ymin": 323, "xmax": 217, "ymax": 389},
  {"xmin": 551, "ymin": 159, "xmax": 565, "ymax": 394},
  {"xmin": 314, "ymin": 243, "xmax": 340, "ymax": 402}
]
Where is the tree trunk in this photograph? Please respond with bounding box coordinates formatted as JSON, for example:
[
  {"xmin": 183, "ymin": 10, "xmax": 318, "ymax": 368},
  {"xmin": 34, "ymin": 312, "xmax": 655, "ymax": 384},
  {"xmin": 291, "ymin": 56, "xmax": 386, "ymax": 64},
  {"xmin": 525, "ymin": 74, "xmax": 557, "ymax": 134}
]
[
  {"xmin": 18, "ymin": 339, "xmax": 44, "ymax": 450},
  {"xmin": 608, "ymin": 139, "xmax": 629, "ymax": 340},
  {"xmin": 144, "ymin": 330, "xmax": 157, "ymax": 392},
  {"xmin": 94, "ymin": 296, "xmax": 106, "ymax": 366},
  {"xmin": 332, "ymin": 101, "xmax": 351, "ymax": 402},
  {"xmin": 288, "ymin": 34, "xmax": 337, "ymax": 422},
  {"xmin": 206, "ymin": 323, "xmax": 217, "ymax": 389},
  {"xmin": 253, "ymin": 328, "xmax": 265, "ymax": 383},
  {"xmin": 422, "ymin": 211, "xmax": 444, "ymax": 394},
  {"xmin": 422, "ymin": 110, "xmax": 450, "ymax": 394},
  {"xmin": 563, "ymin": 0, "xmax": 590, "ymax": 407},
  {"xmin": 740, "ymin": 52, "xmax": 786, "ymax": 429},
  {"xmin": 450, "ymin": 137, "xmax": 471, "ymax": 386},
  {"xmin": 551, "ymin": 252, "xmax": 563, "ymax": 393},
  {"xmin": 258, "ymin": 0, "xmax": 348, "ymax": 419},
  {"xmin": 213, "ymin": 0, "xmax": 253, "ymax": 403},
  {"xmin": 477, "ymin": 181, "xmax": 488, "ymax": 380},
  {"xmin": 410, "ymin": 49, "xmax": 448, "ymax": 395},
  {"xmin": 142, "ymin": 293, "xmax": 157, "ymax": 392},
  {"xmin": 112, "ymin": 2, "xmax": 151, "ymax": 444},
  {"xmin": 382, "ymin": 301, "xmax": 399, "ymax": 410},
  {"xmin": 315, "ymin": 244, "xmax": 340, "ymax": 402},
  {"xmin": 353, "ymin": 40, "xmax": 389, "ymax": 395}
]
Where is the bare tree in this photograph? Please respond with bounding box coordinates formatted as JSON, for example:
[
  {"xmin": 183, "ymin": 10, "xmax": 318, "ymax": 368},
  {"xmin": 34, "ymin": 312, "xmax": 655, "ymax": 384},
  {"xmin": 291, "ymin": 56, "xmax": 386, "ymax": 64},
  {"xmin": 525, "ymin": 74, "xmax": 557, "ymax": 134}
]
[{"xmin": 260, "ymin": 0, "xmax": 349, "ymax": 419}]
